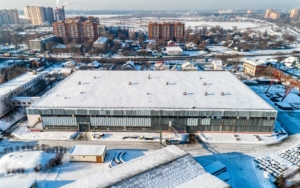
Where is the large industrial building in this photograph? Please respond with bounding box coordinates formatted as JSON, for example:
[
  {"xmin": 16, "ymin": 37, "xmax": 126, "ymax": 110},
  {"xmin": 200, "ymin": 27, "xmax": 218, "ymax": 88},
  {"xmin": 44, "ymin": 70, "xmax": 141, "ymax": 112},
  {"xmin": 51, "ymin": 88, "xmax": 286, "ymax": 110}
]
[{"xmin": 27, "ymin": 71, "xmax": 277, "ymax": 133}]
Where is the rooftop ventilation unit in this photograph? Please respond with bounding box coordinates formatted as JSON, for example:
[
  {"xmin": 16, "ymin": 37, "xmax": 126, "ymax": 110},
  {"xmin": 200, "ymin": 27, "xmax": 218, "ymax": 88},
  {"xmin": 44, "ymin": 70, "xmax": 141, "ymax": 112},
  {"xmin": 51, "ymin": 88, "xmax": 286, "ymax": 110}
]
[
  {"xmin": 128, "ymin": 82, "xmax": 132, "ymax": 85},
  {"xmin": 148, "ymin": 74, "xmax": 151, "ymax": 79},
  {"xmin": 221, "ymin": 92, "xmax": 224, "ymax": 96},
  {"xmin": 203, "ymin": 82, "xmax": 206, "ymax": 86},
  {"xmin": 183, "ymin": 92, "xmax": 187, "ymax": 95},
  {"xmin": 204, "ymin": 92, "xmax": 208, "ymax": 96},
  {"xmin": 78, "ymin": 81, "xmax": 81, "ymax": 85},
  {"xmin": 166, "ymin": 82, "xmax": 169, "ymax": 85}
]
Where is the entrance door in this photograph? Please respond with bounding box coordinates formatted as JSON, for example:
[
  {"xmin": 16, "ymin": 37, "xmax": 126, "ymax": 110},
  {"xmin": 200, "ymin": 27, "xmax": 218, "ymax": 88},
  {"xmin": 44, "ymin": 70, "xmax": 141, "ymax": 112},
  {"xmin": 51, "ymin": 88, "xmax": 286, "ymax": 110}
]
[
  {"xmin": 96, "ymin": 156, "xmax": 103, "ymax": 163},
  {"xmin": 79, "ymin": 124, "xmax": 90, "ymax": 132}
]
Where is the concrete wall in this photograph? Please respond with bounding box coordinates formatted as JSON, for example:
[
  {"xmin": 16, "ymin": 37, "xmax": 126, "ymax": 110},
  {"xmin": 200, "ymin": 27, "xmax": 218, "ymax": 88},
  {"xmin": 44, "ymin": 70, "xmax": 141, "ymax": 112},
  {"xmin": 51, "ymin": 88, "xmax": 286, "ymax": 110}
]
[
  {"xmin": 70, "ymin": 155, "xmax": 105, "ymax": 163},
  {"xmin": 27, "ymin": 114, "xmax": 41, "ymax": 127}
]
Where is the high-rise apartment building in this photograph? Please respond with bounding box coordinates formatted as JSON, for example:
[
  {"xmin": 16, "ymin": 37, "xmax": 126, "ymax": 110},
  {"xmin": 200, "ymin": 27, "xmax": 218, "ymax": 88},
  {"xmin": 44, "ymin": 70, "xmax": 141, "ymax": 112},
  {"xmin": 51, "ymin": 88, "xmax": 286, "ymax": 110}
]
[
  {"xmin": 148, "ymin": 22, "xmax": 185, "ymax": 41},
  {"xmin": 265, "ymin": 9, "xmax": 274, "ymax": 19},
  {"xmin": 53, "ymin": 19, "xmax": 98, "ymax": 42},
  {"xmin": 55, "ymin": 6, "xmax": 66, "ymax": 21},
  {"xmin": 0, "ymin": 9, "xmax": 20, "ymax": 25},
  {"xmin": 24, "ymin": 6, "xmax": 54, "ymax": 25},
  {"xmin": 290, "ymin": 8, "xmax": 299, "ymax": 19}
]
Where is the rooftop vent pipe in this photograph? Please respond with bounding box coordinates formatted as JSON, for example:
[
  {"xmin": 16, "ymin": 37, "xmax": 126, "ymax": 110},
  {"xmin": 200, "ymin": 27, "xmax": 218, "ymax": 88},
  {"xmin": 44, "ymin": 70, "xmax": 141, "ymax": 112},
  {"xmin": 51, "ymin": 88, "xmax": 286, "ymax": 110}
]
[
  {"xmin": 183, "ymin": 92, "xmax": 187, "ymax": 95},
  {"xmin": 166, "ymin": 82, "xmax": 169, "ymax": 85},
  {"xmin": 204, "ymin": 92, "xmax": 208, "ymax": 96},
  {"xmin": 203, "ymin": 82, "xmax": 206, "ymax": 86},
  {"xmin": 148, "ymin": 74, "xmax": 151, "ymax": 79},
  {"xmin": 78, "ymin": 81, "xmax": 81, "ymax": 85},
  {"xmin": 221, "ymin": 92, "xmax": 224, "ymax": 96},
  {"xmin": 128, "ymin": 82, "xmax": 132, "ymax": 85}
]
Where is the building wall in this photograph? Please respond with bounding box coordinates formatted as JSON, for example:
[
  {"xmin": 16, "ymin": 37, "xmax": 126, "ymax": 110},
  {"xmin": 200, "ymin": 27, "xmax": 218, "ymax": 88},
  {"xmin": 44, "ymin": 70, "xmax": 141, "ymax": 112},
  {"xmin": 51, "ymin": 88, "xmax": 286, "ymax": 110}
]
[
  {"xmin": 70, "ymin": 155, "xmax": 97, "ymax": 162},
  {"xmin": 0, "ymin": 9, "xmax": 20, "ymax": 25},
  {"xmin": 70, "ymin": 152, "xmax": 105, "ymax": 163},
  {"xmin": 290, "ymin": 9, "xmax": 299, "ymax": 19},
  {"xmin": 243, "ymin": 62, "xmax": 266, "ymax": 77},
  {"xmin": 27, "ymin": 108, "xmax": 277, "ymax": 133},
  {"xmin": 148, "ymin": 22, "xmax": 184, "ymax": 41},
  {"xmin": 0, "ymin": 73, "xmax": 46, "ymax": 118},
  {"xmin": 27, "ymin": 114, "xmax": 41, "ymax": 127}
]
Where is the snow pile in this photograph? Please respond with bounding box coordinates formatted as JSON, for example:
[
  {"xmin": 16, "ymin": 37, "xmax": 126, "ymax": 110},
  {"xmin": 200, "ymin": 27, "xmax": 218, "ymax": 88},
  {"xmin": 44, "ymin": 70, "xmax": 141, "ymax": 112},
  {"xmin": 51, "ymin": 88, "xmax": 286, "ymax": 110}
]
[
  {"xmin": 12, "ymin": 126, "xmax": 78, "ymax": 140},
  {"xmin": 0, "ymin": 151, "xmax": 55, "ymax": 174}
]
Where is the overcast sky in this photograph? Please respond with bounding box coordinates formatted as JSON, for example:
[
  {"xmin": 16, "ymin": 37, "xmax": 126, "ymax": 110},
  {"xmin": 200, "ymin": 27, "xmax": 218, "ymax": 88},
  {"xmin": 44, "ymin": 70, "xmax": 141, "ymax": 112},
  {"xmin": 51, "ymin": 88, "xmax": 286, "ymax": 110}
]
[{"xmin": 0, "ymin": 0, "xmax": 299, "ymax": 10}]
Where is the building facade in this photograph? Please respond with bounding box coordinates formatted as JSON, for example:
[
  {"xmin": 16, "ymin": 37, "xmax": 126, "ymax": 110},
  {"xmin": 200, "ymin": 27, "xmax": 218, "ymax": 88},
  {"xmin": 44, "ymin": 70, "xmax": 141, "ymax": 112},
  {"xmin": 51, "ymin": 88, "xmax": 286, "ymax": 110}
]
[
  {"xmin": 148, "ymin": 22, "xmax": 185, "ymax": 41},
  {"xmin": 243, "ymin": 60, "xmax": 267, "ymax": 77},
  {"xmin": 24, "ymin": 6, "xmax": 54, "ymax": 25},
  {"xmin": 0, "ymin": 9, "xmax": 20, "ymax": 25},
  {"xmin": 55, "ymin": 6, "xmax": 66, "ymax": 21},
  {"xmin": 290, "ymin": 9, "xmax": 299, "ymax": 19},
  {"xmin": 53, "ymin": 20, "xmax": 98, "ymax": 42},
  {"xmin": 29, "ymin": 35, "xmax": 57, "ymax": 51}
]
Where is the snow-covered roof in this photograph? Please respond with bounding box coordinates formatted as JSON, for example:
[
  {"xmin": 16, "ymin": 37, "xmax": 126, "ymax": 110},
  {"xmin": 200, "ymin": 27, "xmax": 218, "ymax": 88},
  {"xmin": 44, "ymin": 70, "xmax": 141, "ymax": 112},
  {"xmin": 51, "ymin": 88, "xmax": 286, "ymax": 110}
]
[
  {"xmin": 30, "ymin": 71, "xmax": 275, "ymax": 111},
  {"xmin": 94, "ymin": 37, "xmax": 108, "ymax": 44},
  {"xmin": 70, "ymin": 145, "xmax": 106, "ymax": 156},
  {"xmin": 0, "ymin": 178, "xmax": 36, "ymax": 188},
  {"xmin": 0, "ymin": 72, "xmax": 43, "ymax": 97},
  {"xmin": 175, "ymin": 173, "xmax": 230, "ymax": 188},
  {"xmin": 166, "ymin": 46, "xmax": 183, "ymax": 52},
  {"xmin": 62, "ymin": 146, "xmax": 229, "ymax": 188},
  {"xmin": 244, "ymin": 60, "xmax": 265, "ymax": 66},
  {"xmin": 212, "ymin": 59, "xmax": 223, "ymax": 66}
]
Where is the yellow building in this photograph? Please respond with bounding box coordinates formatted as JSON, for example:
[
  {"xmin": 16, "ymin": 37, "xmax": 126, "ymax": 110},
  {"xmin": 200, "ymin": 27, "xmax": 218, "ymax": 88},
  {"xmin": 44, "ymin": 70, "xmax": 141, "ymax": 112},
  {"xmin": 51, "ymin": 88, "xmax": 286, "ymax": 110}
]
[
  {"xmin": 290, "ymin": 9, "xmax": 299, "ymax": 19},
  {"xmin": 243, "ymin": 60, "xmax": 267, "ymax": 77},
  {"xmin": 69, "ymin": 145, "xmax": 106, "ymax": 163}
]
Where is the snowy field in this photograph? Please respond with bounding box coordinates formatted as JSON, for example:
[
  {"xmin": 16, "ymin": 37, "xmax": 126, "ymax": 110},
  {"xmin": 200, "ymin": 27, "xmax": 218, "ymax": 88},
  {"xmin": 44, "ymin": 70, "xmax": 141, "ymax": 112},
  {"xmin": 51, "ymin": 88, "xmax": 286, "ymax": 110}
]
[
  {"xmin": 208, "ymin": 46, "xmax": 300, "ymax": 56},
  {"xmin": 0, "ymin": 148, "xmax": 148, "ymax": 187},
  {"xmin": 185, "ymin": 21, "xmax": 258, "ymax": 30}
]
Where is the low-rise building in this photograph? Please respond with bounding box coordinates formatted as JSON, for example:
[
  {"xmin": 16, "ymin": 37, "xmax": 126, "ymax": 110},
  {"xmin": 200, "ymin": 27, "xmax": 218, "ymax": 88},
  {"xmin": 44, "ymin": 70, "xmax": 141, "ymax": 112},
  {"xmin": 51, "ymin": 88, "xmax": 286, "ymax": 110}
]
[
  {"xmin": 165, "ymin": 46, "xmax": 183, "ymax": 56},
  {"xmin": 0, "ymin": 71, "xmax": 45, "ymax": 118},
  {"xmin": 243, "ymin": 60, "xmax": 267, "ymax": 77},
  {"xmin": 212, "ymin": 60, "xmax": 223, "ymax": 70},
  {"xmin": 29, "ymin": 35, "xmax": 56, "ymax": 51},
  {"xmin": 69, "ymin": 145, "xmax": 106, "ymax": 163},
  {"xmin": 93, "ymin": 37, "xmax": 108, "ymax": 49}
]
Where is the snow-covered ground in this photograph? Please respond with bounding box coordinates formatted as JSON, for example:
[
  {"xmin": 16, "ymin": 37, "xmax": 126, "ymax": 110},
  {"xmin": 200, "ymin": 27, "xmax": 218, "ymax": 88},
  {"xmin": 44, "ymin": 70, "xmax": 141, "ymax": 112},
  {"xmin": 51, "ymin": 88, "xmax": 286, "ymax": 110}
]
[
  {"xmin": 0, "ymin": 108, "xmax": 26, "ymax": 131},
  {"xmin": 198, "ymin": 131, "xmax": 288, "ymax": 145},
  {"xmin": 0, "ymin": 151, "xmax": 55, "ymax": 175},
  {"xmin": 12, "ymin": 125, "xmax": 79, "ymax": 141},
  {"xmin": 88, "ymin": 132, "xmax": 188, "ymax": 142},
  {"xmin": 208, "ymin": 46, "xmax": 300, "ymax": 56}
]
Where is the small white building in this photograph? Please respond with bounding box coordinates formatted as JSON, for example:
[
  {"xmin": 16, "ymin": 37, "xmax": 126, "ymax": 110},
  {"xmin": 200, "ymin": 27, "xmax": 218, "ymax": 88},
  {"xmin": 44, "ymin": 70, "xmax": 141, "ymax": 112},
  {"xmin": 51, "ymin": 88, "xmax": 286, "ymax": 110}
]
[
  {"xmin": 93, "ymin": 37, "xmax": 108, "ymax": 49},
  {"xmin": 165, "ymin": 46, "xmax": 183, "ymax": 56},
  {"xmin": 70, "ymin": 145, "xmax": 106, "ymax": 163},
  {"xmin": 212, "ymin": 60, "xmax": 223, "ymax": 70},
  {"xmin": 182, "ymin": 61, "xmax": 198, "ymax": 71}
]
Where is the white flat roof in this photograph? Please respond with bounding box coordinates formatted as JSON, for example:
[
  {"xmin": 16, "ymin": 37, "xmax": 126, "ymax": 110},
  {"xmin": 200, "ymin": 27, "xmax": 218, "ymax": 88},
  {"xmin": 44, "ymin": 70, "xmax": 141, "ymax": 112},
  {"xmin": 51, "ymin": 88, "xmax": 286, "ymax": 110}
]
[
  {"xmin": 0, "ymin": 72, "xmax": 43, "ymax": 97},
  {"xmin": 31, "ymin": 70, "xmax": 274, "ymax": 111},
  {"xmin": 70, "ymin": 145, "xmax": 106, "ymax": 156},
  {"xmin": 244, "ymin": 60, "xmax": 264, "ymax": 66},
  {"xmin": 166, "ymin": 46, "xmax": 183, "ymax": 52}
]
